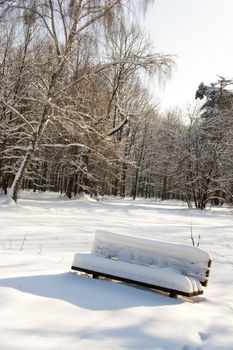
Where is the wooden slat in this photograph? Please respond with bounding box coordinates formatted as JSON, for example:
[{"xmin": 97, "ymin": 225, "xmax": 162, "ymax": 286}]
[
  {"xmin": 71, "ymin": 265, "xmax": 203, "ymax": 298},
  {"xmin": 202, "ymin": 259, "xmax": 212, "ymax": 286}
]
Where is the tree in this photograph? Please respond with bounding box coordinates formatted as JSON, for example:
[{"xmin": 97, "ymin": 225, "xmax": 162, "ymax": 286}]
[
  {"xmin": 194, "ymin": 79, "xmax": 233, "ymax": 207},
  {"xmin": 0, "ymin": 0, "xmax": 173, "ymax": 201}
]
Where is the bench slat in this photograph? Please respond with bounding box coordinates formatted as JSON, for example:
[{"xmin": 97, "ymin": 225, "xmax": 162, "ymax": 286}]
[{"xmin": 71, "ymin": 265, "xmax": 202, "ymax": 298}]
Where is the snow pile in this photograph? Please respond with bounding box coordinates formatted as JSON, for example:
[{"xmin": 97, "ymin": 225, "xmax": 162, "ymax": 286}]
[
  {"xmin": 0, "ymin": 195, "xmax": 15, "ymax": 206},
  {"xmin": 74, "ymin": 192, "xmax": 96, "ymax": 202},
  {"xmin": 93, "ymin": 230, "xmax": 211, "ymax": 263}
]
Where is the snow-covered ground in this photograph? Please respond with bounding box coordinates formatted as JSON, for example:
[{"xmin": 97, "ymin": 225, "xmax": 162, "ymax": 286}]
[{"xmin": 0, "ymin": 192, "xmax": 233, "ymax": 350}]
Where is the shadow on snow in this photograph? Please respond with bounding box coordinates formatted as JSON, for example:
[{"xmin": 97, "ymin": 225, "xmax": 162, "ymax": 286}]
[{"xmin": 0, "ymin": 271, "xmax": 181, "ymax": 310}]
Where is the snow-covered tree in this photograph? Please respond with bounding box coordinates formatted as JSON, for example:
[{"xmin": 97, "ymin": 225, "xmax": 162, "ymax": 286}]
[
  {"xmin": 194, "ymin": 79, "xmax": 233, "ymax": 207},
  {"xmin": 0, "ymin": 0, "xmax": 173, "ymax": 201}
]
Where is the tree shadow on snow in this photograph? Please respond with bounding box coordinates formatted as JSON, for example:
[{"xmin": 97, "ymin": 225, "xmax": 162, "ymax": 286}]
[{"xmin": 0, "ymin": 272, "xmax": 182, "ymax": 310}]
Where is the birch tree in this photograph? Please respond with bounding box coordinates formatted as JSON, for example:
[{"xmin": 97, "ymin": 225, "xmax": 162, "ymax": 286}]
[{"xmin": 0, "ymin": 0, "xmax": 173, "ymax": 201}]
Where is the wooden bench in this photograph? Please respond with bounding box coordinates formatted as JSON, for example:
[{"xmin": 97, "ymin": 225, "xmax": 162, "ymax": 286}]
[{"xmin": 71, "ymin": 231, "xmax": 212, "ymax": 298}]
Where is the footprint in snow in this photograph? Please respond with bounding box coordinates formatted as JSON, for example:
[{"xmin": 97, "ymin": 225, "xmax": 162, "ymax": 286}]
[{"xmin": 199, "ymin": 331, "xmax": 211, "ymax": 342}]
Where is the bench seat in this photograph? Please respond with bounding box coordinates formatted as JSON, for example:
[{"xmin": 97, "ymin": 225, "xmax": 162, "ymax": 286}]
[{"xmin": 72, "ymin": 252, "xmax": 203, "ymax": 297}]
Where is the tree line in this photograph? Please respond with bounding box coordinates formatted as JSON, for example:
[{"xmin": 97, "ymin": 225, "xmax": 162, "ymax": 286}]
[{"xmin": 1, "ymin": 1, "xmax": 233, "ymax": 209}]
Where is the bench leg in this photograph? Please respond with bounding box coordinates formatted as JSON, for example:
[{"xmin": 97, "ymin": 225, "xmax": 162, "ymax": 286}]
[
  {"xmin": 170, "ymin": 292, "xmax": 178, "ymax": 298},
  {"xmin": 93, "ymin": 273, "xmax": 99, "ymax": 279}
]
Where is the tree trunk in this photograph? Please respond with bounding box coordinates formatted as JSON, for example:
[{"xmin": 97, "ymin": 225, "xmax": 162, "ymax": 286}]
[{"xmin": 9, "ymin": 147, "xmax": 34, "ymax": 201}]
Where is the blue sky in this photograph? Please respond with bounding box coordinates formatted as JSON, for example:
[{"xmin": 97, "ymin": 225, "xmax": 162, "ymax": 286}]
[{"xmin": 144, "ymin": 0, "xmax": 233, "ymax": 111}]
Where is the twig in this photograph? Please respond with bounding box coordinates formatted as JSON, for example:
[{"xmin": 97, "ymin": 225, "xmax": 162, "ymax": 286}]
[{"xmin": 20, "ymin": 234, "xmax": 27, "ymax": 251}]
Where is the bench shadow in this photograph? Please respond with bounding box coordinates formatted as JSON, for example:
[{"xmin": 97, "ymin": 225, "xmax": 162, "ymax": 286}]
[{"xmin": 0, "ymin": 272, "xmax": 182, "ymax": 310}]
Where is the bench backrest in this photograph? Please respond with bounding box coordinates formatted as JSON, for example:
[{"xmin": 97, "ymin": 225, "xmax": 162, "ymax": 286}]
[{"xmin": 92, "ymin": 230, "xmax": 212, "ymax": 286}]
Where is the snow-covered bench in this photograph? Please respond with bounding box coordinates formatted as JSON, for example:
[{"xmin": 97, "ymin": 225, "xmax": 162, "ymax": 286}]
[{"xmin": 71, "ymin": 231, "xmax": 212, "ymax": 298}]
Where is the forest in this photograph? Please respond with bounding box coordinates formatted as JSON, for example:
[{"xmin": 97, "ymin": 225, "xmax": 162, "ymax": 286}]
[{"xmin": 1, "ymin": 0, "xmax": 233, "ymax": 209}]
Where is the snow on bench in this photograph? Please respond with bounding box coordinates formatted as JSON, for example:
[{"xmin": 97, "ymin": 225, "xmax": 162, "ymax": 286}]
[{"xmin": 71, "ymin": 231, "xmax": 212, "ymax": 298}]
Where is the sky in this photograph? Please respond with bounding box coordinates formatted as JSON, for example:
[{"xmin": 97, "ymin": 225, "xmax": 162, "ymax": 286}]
[{"xmin": 144, "ymin": 0, "xmax": 233, "ymax": 111}]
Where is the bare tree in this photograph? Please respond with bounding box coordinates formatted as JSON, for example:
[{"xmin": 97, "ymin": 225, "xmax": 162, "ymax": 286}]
[{"xmin": 0, "ymin": 0, "xmax": 174, "ymax": 201}]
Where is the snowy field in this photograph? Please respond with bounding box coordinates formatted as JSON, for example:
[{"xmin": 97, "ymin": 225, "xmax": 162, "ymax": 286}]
[{"xmin": 0, "ymin": 192, "xmax": 233, "ymax": 350}]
